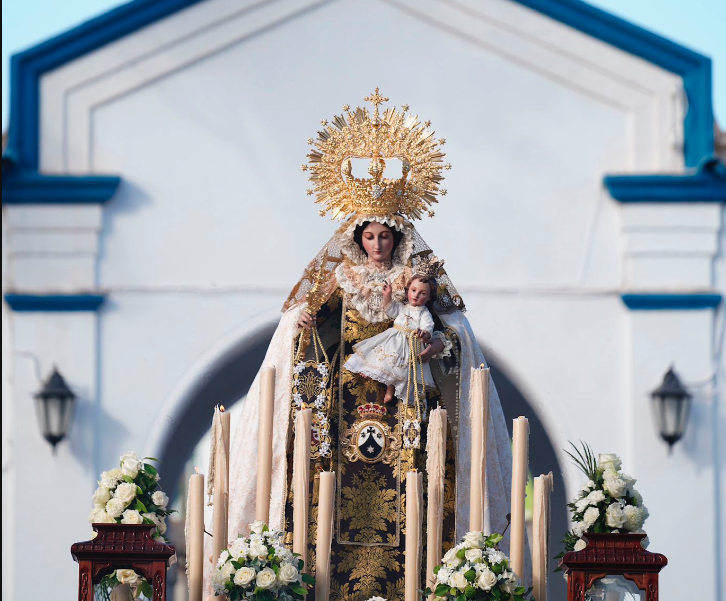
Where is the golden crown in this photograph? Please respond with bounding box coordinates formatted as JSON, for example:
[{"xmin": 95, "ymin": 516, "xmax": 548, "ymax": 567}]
[
  {"xmin": 357, "ymin": 403, "xmax": 387, "ymax": 420},
  {"xmin": 302, "ymin": 88, "xmax": 451, "ymax": 220},
  {"xmin": 413, "ymin": 253, "xmax": 445, "ymax": 279}
]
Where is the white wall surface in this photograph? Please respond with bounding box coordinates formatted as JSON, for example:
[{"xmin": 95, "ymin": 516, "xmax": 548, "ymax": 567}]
[{"xmin": 2, "ymin": 0, "xmax": 721, "ymax": 599}]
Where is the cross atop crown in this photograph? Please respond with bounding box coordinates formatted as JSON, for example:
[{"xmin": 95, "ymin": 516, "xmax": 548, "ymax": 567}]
[{"xmin": 364, "ymin": 87, "xmax": 389, "ymax": 121}]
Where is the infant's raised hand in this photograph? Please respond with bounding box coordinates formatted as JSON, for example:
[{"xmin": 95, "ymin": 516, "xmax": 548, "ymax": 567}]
[{"xmin": 382, "ymin": 280, "xmax": 392, "ymax": 301}]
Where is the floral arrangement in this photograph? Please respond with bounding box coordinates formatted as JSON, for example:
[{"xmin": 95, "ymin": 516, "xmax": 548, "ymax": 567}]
[
  {"xmin": 424, "ymin": 531, "xmax": 532, "ymax": 601},
  {"xmin": 97, "ymin": 569, "xmax": 152, "ymax": 601},
  {"xmin": 88, "ymin": 451, "xmax": 173, "ymax": 541},
  {"xmin": 212, "ymin": 520, "xmax": 314, "ymax": 600},
  {"xmin": 559, "ymin": 442, "xmax": 650, "ymax": 555}
]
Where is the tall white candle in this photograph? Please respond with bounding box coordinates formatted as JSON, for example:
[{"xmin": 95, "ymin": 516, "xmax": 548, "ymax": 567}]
[
  {"xmin": 257, "ymin": 366, "xmax": 276, "ymax": 523},
  {"xmin": 315, "ymin": 471, "xmax": 336, "ymax": 601},
  {"xmin": 426, "ymin": 409, "xmax": 447, "ymax": 597},
  {"xmin": 510, "ymin": 416, "xmax": 529, "ymax": 583},
  {"xmin": 405, "ymin": 471, "xmax": 423, "ymax": 601},
  {"xmin": 469, "ymin": 367, "xmax": 490, "ymax": 532},
  {"xmin": 187, "ymin": 470, "xmax": 205, "ymax": 601},
  {"xmin": 213, "ymin": 407, "xmax": 231, "ymax": 563},
  {"xmin": 532, "ymin": 472, "xmax": 554, "ymax": 601},
  {"xmin": 293, "ymin": 408, "xmax": 312, "ymax": 569}
]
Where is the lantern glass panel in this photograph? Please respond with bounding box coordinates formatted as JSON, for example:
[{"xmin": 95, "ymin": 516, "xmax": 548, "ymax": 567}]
[
  {"xmin": 35, "ymin": 394, "xmax": 74, "ymax": 445},
  {"xmin": 652, "ymin": 393, "xmax": 691, "ymax": 439},
  {"xmin": 585, "ymin": 576, "xmax": 643, "ymax": 600}
]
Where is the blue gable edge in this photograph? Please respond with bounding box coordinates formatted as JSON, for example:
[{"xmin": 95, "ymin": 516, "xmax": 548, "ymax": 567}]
[
  {"xmin": 2, "ymin": 172, "xmax": 121, "ymax": 204},
  {"xmin": 4, "ymin": 294, "xmax": 106, "ymax": 312},
  {"xmin": 3, "ymin": 0, "xmax": 715, "ymax": 179},
  {"xmin": 621, "ymin": 293, "xmax": 722, "ymax": 311},
  {"xmin": 604, "ymin": 157, "xmax": 726, "ymax": 203}
]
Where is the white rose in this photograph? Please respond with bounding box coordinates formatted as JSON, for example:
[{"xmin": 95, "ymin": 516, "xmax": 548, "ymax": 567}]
[
  {"xmin": 88, "ymin": 507, "xmax": 115, "ymax": 524},
  {"xmin": 233, "ymin": 566, "xmax": 256, "ymax": 587},
  {"xmin": 598, "ymin": 453, "xmax": 622, "ymax": 472},
  {"xmin": 250, "ymin": 520, "xmax": 266, "ymax": 534},
  {"xmin": 605, "ymin": 503, "xmax": 626, "ymax": 529},
  {"xmin": 573, "ymin": 538, "xmax": 587, "ymax": 552},
  {"xmin": 620, "ymin": 473, "xmax": 637, "ymax": 491},
  {"xmin": 249, "ymin": 542, "xmax": 268, "ymax": 560},
  {"xmin": 277, "ymin": 562, "xmax": 300, "ymax": 584},
  {"xmin": 602, "ymin": 468, "xmax": 618, "ymax": 481},
  {"xmin": 580, "ymin": 479, "xmax": 595, "ymax": 493},
  {"xmin": 603, "ymin": 476, "xmax": 628, "ymax": 499},
  {"xmin": 465, "ymin": 548, "xmax": 483, "ymax": 562},
  {"xmin": 449, "ymin": 570, "xmax": 468, "ymax": 590},
  {"xmin": 106, "ymin": 498, "xmax": 126, "ymax": 519},
  {"xmin": 121, "ymin": 509, "xmax": 143, "ymax": 524},
  {"xmin": 442, "ymin": 547, "xmax": 460, "ymax": 564},
  {"xmin": 100, "ymin": 468, "xmax": 122, "ymax": 489},
  {"xmin": 586, "ymin": 490, "xmax": 606, "ymax": 505},
  {"xmin": 92, "ymin": 487, "xmax": 112, "ymax": 507},
  {"xmin": 572, "ymin": 521, "xmax": 587, "ymax": 537},
  {"xmin": 583, "ymin": 507, "xmax": 599, "ymax": 527},
  {"xmin": 256, "ymin": 567, "xmax": 277, "ymax": 589},
  {"xmin": 463, "ymin": 531, "xmax": 484, "ymax": 548},
  {"xmin": 575, "ymin": 498, "xmax": 590, "ymax": 513},
  {"xmin": 114, "ymin": 482, "xmax": 138, "ymax": 505},
  {"xmin": 115, "ymin": 569, "xmax": 139, "ymax": 585},
  {"xmin": 151, "ymin": 490, "xmax": 169, "ymax": 509},
  {"xmin": 120, "ymin": 451, "xmax": 141, "ymax": 478},
  {"xmin": 477, "ymin": 568, "xmax": 497, "ymax": 591},
  {"xmin": 630, "ymin": 489, "xmax": 643, "ymax": 506}
]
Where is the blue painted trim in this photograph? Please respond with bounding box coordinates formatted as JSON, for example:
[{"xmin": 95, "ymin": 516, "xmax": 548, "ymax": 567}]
[
  {"xmin": 4, "ymin": 294, "xmax": 106, "ymax": 312},
  {"xmin": 622, "ymin": 293, "xmax": 722, "ymax": 310},
  {"xmin": 2, "ymin": 0, "xmax": 715, "ymax": 172},
  {"xmin": 2, "ymin": 171, "xmax": 121, "ymax": 204},
  {"xmin": 604, "ymin": 157, "xmax": 726, "ymax": 203},
  {"xmin": 516, "ymin": 0, "xmax": 713, "ymax": 167},
  {"xmin": 7, "ymin": 0, "xmax": 201, "ymax": 171}
]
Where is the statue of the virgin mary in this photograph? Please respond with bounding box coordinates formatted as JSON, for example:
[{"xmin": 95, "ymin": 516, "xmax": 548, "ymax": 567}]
[{"xmin": 220, "ymin": 90, "xmax": 516, "ymax": 600}]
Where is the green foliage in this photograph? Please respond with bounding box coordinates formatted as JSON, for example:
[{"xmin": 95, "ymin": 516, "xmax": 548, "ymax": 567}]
[{"xmin": 564, "ymin": 441, "xmax": 598, "ymax": 481}]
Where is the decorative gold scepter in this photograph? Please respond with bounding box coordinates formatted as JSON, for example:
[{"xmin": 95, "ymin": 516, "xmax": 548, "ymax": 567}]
[{"xmin": 298, "ymin": 248, "xmax": 335, "ymax": 358}]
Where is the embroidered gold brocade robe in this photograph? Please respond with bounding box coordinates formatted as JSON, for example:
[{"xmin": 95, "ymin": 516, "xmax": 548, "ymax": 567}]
[{"xmin": 284, "ymin": 288, "xmax": 458, "ymax": 600}]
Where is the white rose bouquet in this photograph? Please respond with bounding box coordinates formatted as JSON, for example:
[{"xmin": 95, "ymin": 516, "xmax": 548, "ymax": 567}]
[
  {"xmin": 95, "ymin": 569, "xmax": 153, "ymax": 601},
  {"xmin": 212, "ymin": 521, "xmax": 314, "ymax": 600},
  {"xmin": 424, "ymin": 531, "xmax": 532, "ymax": 601},
  {"xmin": 88, "ymin": 451, "xmax": 174, "ymax": 542},
  {"xmin": 557, "ymin": 442, "xmax": 650, "ymax": 558}
]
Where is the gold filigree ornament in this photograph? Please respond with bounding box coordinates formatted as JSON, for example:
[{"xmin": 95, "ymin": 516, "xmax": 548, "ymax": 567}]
[
  {"xmin": 302, "ymin": 88, "xmax": 451, "ymax": 220},
  {"xmin": 341, "ymin": 403, "xmax": 400, "ymax": 464}
]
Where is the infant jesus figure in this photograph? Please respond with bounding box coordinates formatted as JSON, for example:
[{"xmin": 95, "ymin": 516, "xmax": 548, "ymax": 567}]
[{"xmin": 344, "ymin": 272, "xmax": 437, "ymax": 404}]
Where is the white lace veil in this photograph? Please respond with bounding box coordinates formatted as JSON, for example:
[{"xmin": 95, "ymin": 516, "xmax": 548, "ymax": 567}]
[{"xmin": 282, "ymin": 214, "xmax": 465, "ymax": 314}]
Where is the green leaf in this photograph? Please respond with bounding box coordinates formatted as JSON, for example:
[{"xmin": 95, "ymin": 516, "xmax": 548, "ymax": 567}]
[
  {"xmin": 490, "ymin": 589, "xmax": 502, "ymax": 600},
  {"xmin": 435, "ymin": 584, "xmax": 450, "ymax": 596},
  {"xmin": 486, "ymin": 533, "xmax": 504, "ymax": 546},
  {"xmin": 464, "ymin": 585, "xmax": 477, "ymax": 598},
  {"xmin": 122, "ymin": 475, "xmax": 135, "ymax": 484},
  {"xmin": 134, "ymin": 499, "xmax": 147, "ymax": 513},
  {"xmin": 138, "ymin": 580, "xmax": 153, "ymax": 598},
  {"xmin": 456, "ymin": 548, "xmax": 467, "ymax": 560},
  {"xmin": 456, "ymin": 594, "xmax": 466, "ymax": 601},
  {"xmin": 514, "ymin": 586, "xmax": 526, "ymax": 595},
  {"xmin": 302, "ymin": 573, "xmax": 315, "ymax": 585},
  {"xmin": 465, "ymin": 569, "xmax": 476, "ymax": 582},
  {"xmin": 290, "ymin": 585, "xmax": 308, "ymax": 595},
  {"xmin": 143, "ymin": 456, "xmax": 160, "ymax": 462},
  {"xmin": 144, "ymin": 464, "xmax": 158, "ymax": 476}
]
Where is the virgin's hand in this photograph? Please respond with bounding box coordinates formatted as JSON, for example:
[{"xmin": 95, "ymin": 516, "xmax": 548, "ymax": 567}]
[
  {"xmin": 297, "ymin": 312, "xmax": 317, "ymax": 330},
  {"xmin": 420, "ymin": 337, "xmax": 444, "ymax": 363}
]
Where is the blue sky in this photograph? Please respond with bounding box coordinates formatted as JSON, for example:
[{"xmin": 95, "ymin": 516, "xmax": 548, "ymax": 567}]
[{"xmin": 3, "ymin": 0, "xmax": 725, "ymax": 135}]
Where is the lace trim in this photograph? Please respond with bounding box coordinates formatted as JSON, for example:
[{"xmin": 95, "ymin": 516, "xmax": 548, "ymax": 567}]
[
  {"xmin": 335, "ymin": 261, "xmax": 409, "ymax": 323},
  {"xmin": 430, "ymin": 330, "xmax": 453, "ymax": 359},
  {"xmin": 338, "ymin": 215, "xmax": 415, "ymax": 267}
]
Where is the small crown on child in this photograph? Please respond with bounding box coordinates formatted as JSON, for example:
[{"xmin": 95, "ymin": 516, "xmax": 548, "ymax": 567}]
[
  {"xmin": 413, "ymin": 254, "xmax": 445, "ymax": 279},
  {"xmin": 357, "ymin": 403, "xmax": 387, "ymax": 419}
]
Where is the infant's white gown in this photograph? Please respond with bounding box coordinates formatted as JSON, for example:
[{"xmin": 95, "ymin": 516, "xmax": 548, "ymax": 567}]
[{"xmin": 344, "ymin": 301, "xmax": 436, "ymax": 399}]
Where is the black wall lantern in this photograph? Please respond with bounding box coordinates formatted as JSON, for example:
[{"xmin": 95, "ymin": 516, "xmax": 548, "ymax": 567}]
[
  {"xmin": 34, "ymin": 367, "xmax": 76, "ymax": 452},
  {"xmin": 650, "ymin": 366, "xmax": 692, "ymax": 452}
]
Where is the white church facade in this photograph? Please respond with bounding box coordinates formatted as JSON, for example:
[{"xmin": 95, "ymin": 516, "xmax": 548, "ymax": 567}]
[{"xmin": 2, "ymin": 0, "xmax": 725, "ymax": 600}]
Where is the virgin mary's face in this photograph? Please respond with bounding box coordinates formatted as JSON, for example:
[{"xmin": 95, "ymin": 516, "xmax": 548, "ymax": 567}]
[{"xmin": 361, "ymin": 222, "xmax": 395, "ymax": 264}]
